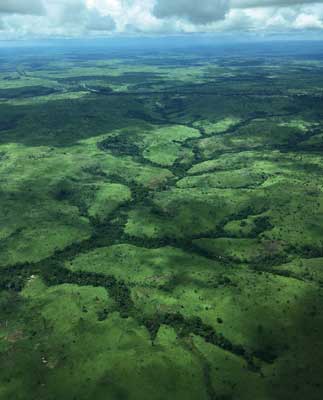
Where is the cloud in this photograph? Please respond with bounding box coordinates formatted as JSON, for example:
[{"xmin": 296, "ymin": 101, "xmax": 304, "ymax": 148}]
[
  {"xmin": 293, "ymin": 12, "xmax": 323, "ymax": 29},
  {"xmin": 152, "ymin": 0, "xmax": 323, "ymax": 27},
  {"xmin": 46, "ymin": 0, "xmax": 115, "ymax": 30},
  {"xmin": 0, "ymin": 0, "xmax": 116, "ymax": 38},
  {"xmin": 1, "ymin": 0, "xmax": 323, "ymax": 38},
  {"xmin": 0, "ymin": 0, "xmax": 45, "ymax": 15},
  {"xmin": 232, "ymin": 0, "xmax": 323, "ymax": 8},
  {"xmin": 85, "ymin": 9, "xmax": 116, "ymax": 31},
  {"xmin": 153, "ymin": 0, "xmax": 229, "ymax": 24}
]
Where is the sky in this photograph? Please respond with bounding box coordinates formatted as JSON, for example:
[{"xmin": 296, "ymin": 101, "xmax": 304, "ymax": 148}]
[{"xmin": 1, "ymin": 0, "xmax": 323, "ymax": 39}]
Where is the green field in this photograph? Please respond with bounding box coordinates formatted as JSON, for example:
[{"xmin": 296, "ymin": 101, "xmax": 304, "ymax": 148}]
[{"xmin": 1, "ymin": 43, "xmax": 323, "ymax": 400}]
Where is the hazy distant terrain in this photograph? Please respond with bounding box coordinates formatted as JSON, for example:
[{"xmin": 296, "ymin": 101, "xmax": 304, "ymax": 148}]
[{"xmin": 1, "ymin": 41, "xmax": 323, "ymax": 400}]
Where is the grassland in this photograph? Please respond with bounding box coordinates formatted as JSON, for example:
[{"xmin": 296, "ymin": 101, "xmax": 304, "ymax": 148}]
[{"xmin": 1, "ymin": 43, "xmax": 323, "ymax": 400}]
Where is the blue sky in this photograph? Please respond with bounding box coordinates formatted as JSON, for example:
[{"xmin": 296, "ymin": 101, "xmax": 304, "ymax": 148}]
[{"xmin": 1, "ymin": 0, "xmax": 323, "ymax": 39}]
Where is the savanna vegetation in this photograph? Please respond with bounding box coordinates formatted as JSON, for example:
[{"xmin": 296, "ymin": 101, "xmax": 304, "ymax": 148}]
[{"xmin": 1, "ymin": 42, "xmax": 323, "ymax": 400}]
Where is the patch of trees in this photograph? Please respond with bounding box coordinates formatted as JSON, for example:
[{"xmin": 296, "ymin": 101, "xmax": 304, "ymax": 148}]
[
  {"xmin": 141, "ymin": 311, "xmax": 265, "ymax": 370},
  {"xmin": 0, "ymin": 86, "xmax": 56, "ymax": 99},
  {"xmin": 250, "ymin": 216, "xmax": 273, "ymax": 238},
  {"xmin": 41, "ymin": 262, "xmax": 134, "ymax": 317},
  {"xmin": 97, "ymin": 133, "xmax": 140, "ymax": 157}
]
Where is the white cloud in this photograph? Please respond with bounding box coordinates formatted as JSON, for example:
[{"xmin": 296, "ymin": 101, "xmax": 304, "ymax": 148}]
[
  {"xmin": 293, "ymin": 12, "xmax": 323, "ymax": 29},
  {"xmin": 1, "ymin": 0, "xmax": 323, "ymax": 38},
  {"xmin": 0, "ymin": 0, "xmax": 116, "ymax": 38}
]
